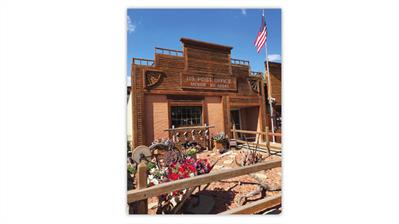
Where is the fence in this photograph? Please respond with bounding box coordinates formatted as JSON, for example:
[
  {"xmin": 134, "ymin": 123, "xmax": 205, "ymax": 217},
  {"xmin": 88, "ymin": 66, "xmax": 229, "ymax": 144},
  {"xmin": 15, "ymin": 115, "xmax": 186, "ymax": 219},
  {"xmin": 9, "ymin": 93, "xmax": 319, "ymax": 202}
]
[
  {"xmin": 132, "ymin": 58, "xmax": 155, "ymax": 66},
  {"xmin": 127, "ymin": 159, "xmax": 282, "ymax": 214},
  {"xmin": 155, "ymin": 47, "xmax": 183, "ymax": 57},
  {"xmin": 231, "ymin": 124, "xmax": 282, "ymax": 153}
]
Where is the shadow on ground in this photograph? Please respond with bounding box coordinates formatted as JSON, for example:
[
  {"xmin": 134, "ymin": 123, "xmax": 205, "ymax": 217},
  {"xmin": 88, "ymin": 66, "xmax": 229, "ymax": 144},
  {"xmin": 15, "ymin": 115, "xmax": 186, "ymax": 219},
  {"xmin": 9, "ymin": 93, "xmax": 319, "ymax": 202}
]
[{"xmin": 182, "ymin": 187, "xmax": 239, "ymax": 214}]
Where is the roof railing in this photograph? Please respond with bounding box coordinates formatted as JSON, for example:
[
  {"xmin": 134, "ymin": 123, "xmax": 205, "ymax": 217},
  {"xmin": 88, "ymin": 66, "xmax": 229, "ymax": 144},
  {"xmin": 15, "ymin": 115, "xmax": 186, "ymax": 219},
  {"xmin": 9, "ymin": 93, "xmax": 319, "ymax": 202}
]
[
  {"xmin": 132, "ymin": 58, "xmax": 155, "ymax": 66},
  {"xmin": 250, "ymin": 71, "xmax": 263, "ymax": 77},
  {"xmin": 155, "ymin": 47, "xmax": 183, "ymax": 57},
  {"xmin": 231, "ymin": 58, "xmax": 250, "ymax": 66}
]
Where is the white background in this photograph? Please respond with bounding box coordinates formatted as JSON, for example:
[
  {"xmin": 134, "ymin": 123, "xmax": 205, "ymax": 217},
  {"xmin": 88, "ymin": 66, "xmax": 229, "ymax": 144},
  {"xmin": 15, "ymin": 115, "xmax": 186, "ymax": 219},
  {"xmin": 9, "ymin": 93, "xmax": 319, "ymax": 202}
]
[{"xmin": 0, "ymin": 0, "xmax": 398, "ymax": 223}]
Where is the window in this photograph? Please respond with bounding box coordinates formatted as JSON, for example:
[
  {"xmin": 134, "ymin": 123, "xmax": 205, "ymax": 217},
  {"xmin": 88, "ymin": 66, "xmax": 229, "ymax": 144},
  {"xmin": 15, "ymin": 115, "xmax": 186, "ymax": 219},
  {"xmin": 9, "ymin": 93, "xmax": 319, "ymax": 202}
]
[{"xmin": 171, "ymin": 106, "xmax": 202, "ymax": 127}]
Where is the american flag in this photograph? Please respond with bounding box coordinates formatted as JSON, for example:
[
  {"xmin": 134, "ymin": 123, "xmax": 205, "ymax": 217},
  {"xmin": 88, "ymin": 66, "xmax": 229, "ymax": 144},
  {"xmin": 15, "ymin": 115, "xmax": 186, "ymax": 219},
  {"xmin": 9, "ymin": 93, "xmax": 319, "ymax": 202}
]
[{"xmin": 254, "ymin": 14, "xmax": 267, "ymax": 53}]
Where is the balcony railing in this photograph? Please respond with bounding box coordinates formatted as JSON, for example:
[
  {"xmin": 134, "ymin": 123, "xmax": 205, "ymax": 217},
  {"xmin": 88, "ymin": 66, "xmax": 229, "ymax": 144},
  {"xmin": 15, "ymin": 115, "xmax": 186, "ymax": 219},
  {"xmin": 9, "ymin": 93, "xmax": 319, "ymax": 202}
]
[
  {"xmin": 132, "ymin": 58, "xmax": 155, "ymax": 66},
  {"xmin": 155, "ymin": 47, "xmax": 183, "ymax": 57},
  {"xmin": 231, "ymin": 58, "xmax": 250, "ymax": 66},
  {"xmin": 250, "ymin": 71, "xmax": 263, "ymax": 77}
]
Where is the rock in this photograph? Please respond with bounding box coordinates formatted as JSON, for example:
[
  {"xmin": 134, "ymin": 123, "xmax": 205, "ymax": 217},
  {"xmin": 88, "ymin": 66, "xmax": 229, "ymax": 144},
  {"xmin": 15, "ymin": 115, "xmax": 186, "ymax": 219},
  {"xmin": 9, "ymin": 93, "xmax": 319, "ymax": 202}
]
[{"xmin": 223, "ymin": 159, "xmax": 233, "ymax": 164}]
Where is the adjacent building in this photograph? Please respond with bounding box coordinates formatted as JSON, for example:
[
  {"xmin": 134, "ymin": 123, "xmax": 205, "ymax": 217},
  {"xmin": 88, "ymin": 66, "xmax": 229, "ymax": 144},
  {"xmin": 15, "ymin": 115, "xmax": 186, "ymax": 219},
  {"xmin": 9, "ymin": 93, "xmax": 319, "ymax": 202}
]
[{"xmin": 266, "ymin": 61, "xmax": 282, "ymax": 140}]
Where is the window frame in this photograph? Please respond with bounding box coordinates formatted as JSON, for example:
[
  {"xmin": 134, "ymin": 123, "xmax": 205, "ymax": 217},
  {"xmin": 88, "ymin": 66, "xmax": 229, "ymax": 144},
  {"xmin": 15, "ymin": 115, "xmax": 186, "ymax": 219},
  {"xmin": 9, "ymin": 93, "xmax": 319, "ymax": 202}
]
[{"xmin": 168, "ymin": 101, "xmax": 204, "ymax": 128}]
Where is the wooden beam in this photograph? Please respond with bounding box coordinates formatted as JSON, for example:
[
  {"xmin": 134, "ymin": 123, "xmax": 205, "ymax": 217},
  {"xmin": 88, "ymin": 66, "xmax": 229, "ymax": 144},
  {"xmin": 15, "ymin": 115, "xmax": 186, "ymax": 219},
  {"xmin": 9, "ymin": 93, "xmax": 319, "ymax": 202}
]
[
  {"xmin": 127, "ymin": 159, "xmax": 281, "ymax": 203},
  {"xmin": 229, "ymin": 103, "xmax": 261, "ymax": 108},
  {"xmin": 144, "ymin": 89, "xmax": 249, "ymax": 96},
  {"xmin": 233, "ymin": 129, "xmax": 266, "ymax": 135},
  {"xmin": 269, "ymin": 132, "xmax": 282, "ymax": 137},
  {"xmin": 236, "ymin": 140, "xmax": 282, "ymax": 151},
  {"xmin": 270, "ymin": 142, "xmax": 282, "ymax": 149},
  {"xmin": 265, "ymin": 126, "xmax": 270, "ymax": 154},
  {"xmin": 219, "ymin": 194, "xmax": 281, "ymax": 214},
  {"xmin": 232, "ymin": 124, "xmax": 238, "ymax": 140},
  {"xmin": 229, "ymin": 129, "xmax": 282, "ymax": 137},
  {"xmin": 164, "ymin": 125, "xmax": 215, "ymax": 131}
]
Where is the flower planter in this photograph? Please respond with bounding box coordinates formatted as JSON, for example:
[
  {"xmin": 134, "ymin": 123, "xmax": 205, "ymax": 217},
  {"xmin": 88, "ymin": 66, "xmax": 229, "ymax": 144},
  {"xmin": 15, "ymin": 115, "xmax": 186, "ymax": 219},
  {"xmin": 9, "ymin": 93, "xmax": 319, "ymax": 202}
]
[{"xmin": 213, "ymin": 141, "xmax": 224, "ymax": 152}]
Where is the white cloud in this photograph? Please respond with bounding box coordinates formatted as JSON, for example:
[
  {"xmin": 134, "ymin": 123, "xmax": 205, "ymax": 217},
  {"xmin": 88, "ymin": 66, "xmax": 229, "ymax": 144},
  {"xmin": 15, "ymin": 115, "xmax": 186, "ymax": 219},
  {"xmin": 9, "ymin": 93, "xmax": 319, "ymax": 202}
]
[
  {"xmin": 126, "ymin": 76, "xmax": 131, "ymax": 86},
  {"xmin": 127, "ymin": 15, "xmax": 136, "ymax": 34},
  {"xmin": 268, "ymin": 54, "xmax": 281, "ymax": 62},
  {"xmin": 241, "ymin": 9, "xmax": 247, "ymax": 15}
]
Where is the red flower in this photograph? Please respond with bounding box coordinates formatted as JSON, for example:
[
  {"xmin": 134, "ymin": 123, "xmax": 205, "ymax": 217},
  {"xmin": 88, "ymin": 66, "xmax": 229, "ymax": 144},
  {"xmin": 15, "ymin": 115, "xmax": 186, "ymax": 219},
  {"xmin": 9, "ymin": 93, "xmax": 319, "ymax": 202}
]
[
  {"xmin": 168, "ymin": 172, "xmax": 179, "ymax": 180},
  {"xmin": 188, "ymin": 165, "xmax": 196, "ymax": 173}
]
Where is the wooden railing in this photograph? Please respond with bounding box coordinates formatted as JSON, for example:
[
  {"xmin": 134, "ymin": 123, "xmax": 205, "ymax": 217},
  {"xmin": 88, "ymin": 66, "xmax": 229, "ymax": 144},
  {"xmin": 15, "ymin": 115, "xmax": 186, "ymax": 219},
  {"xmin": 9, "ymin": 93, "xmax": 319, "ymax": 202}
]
[
  {"xmin": 127, "ymin": 159, "xmax": 282, "ymax": 214},
  {"xmin": 164, "ymin": 124, "xmax": 214, "ymax": 150},
  {"xmin": 220, "ymin": 194, "xmax": 281, "ymax": 214},
  {"xmin": 132, "ymin": 58, "xmax": 155, "ymax": 66},
  {"xmin": 250, "ymin": 71, "xmax": 263, "ymax": 77},
  {"xmin": 155, "ymin": 47, "xmax": 183, "ymax": 57},
  {"xmin": 231, "ymin": 58, "xmax": 250, "ymax": 66},
  {"xmin": 231, "ymin": 125, "xmax": 282, "ymax": 152}
]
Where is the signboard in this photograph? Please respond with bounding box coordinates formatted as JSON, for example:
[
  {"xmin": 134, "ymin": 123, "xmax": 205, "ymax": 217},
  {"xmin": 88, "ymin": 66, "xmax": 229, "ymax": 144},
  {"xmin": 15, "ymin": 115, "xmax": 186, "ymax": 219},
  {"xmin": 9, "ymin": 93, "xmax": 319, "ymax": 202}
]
[{"xmin": 181, "ymin": 73, "xmax": 237, "ymax": 91}]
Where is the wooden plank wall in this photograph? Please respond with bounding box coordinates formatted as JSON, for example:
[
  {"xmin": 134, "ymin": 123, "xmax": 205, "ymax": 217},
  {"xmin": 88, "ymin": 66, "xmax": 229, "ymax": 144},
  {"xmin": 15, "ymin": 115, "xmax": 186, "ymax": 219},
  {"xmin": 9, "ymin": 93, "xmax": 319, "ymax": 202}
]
[
  {"xmin": 134, "ymin": 41, "xmax": 262, "ymax": 97},
  {"xmin": 131, "ymin": 66, "xmax": 146, "ymax": 146},
  {"xmin": 186, "ymin": 46, "xmax": 231, "ymax": 75},
  {"xmin": 152, "ymin": 54, "xmax": 185, "ymax": 90},
  {"xmin": 268, "ymin": 62, "xmax": 281, "ymax": 106}
]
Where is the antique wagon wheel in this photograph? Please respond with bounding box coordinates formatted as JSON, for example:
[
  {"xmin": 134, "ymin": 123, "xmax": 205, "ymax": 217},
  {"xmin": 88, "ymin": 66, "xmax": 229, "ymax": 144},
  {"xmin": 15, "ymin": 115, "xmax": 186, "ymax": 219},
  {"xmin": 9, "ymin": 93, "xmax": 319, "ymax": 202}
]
[{"xmin": 131, "ymin": 145, "xmax": 152, "ymax": 164}]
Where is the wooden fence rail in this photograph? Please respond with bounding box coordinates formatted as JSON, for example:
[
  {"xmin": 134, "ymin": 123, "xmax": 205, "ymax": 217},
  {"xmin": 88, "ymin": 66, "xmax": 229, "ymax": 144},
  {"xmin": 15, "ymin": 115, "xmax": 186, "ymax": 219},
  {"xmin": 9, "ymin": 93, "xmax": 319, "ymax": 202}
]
[
  {"xmin": 231, "ymin": 125, "xmax": 282, "ymax": 152},
  {"xmin": 236, "ymin": 140, "xmax": 282, "ymax": 152},
  {"xmin": 231, "ymin": 129, "xmax": 282, "ymax": 137},
  {"xmin": 132, "ymin": 58, "xmax": 155, "ymax": 66},
  {"xmin": 127, "ymin": 159, "xmax": 281, "ymax": 204},
  {"xmin": 219, "ymin": 194, "xmax": 282, "ymax": 214},
  {"xmin": 155, "ymin": 47, "xmax": 183, "ymax": 57}
]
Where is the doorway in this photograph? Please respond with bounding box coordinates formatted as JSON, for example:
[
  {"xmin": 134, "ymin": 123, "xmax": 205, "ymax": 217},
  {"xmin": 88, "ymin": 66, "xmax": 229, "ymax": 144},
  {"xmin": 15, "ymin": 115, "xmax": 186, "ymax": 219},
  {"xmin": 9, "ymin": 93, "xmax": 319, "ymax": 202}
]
[{"xmin": 230, "ymin": 109, "xmax": 241, "ymax": 130}]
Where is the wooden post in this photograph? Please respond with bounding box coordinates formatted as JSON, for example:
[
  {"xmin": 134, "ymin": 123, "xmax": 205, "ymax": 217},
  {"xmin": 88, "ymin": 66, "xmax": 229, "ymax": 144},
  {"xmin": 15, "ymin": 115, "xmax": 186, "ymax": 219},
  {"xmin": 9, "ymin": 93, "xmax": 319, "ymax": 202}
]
[
  {"xmin": 232, "ymin": 124, "xmax": 238, "ymax": 140},
  {"xmin": 136, "ymin": 160, "xmax": 148, "ymax": 214},
  {"xmin": 205, "ymin": 123, "xmax": 209, "ymax": 150},
  {"xmin": 171, "ymin": 125, "xmax": 176, "ymax": 143},
  {"xmin": 265, "ymin": 126, "xmax": 271, "ymax": 155}
]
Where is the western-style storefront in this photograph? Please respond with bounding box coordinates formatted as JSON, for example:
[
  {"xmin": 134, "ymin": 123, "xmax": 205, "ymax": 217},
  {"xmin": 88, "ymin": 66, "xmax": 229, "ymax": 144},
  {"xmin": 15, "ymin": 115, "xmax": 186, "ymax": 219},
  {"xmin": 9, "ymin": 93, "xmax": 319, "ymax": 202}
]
[{"xmin": 131, "ymin": 38, "xmax": 268, "ymax": 148}]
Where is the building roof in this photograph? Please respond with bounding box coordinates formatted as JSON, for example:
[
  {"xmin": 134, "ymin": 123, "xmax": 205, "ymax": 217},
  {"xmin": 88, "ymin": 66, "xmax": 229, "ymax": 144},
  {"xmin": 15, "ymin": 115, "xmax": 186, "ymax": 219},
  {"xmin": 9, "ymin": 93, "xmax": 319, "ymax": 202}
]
[{"xmin": 180, "ymin": 37, "xmax": 233, "ymax": 53}]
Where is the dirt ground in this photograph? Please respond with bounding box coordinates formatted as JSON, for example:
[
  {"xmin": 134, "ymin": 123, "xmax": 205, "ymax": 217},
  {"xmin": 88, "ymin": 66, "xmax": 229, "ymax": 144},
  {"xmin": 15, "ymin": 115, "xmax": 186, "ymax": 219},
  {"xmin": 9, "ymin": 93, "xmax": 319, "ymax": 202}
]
[{"xmin": 146, "ymin": 148, "xmax": 282, "ymax": 214}]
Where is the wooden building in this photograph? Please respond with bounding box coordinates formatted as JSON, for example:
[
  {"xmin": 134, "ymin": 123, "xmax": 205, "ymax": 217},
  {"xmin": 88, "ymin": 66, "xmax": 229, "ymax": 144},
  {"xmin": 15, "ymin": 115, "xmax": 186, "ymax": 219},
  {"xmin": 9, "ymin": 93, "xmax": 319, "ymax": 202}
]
[
  {"xmin": 265, "ymin": 61, "xmax": 282, "ymax": 134},
  {"xmin": 131, "ymin": 38, "xmax": 268, "ymax": 147}
]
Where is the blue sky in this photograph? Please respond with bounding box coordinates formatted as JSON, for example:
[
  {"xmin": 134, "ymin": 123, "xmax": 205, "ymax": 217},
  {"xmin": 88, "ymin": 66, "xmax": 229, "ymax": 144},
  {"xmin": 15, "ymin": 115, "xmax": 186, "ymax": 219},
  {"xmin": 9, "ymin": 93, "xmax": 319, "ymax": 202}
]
[{"xmin": 127, "ymin": 9, "xmax": 281, "ymax": 80}]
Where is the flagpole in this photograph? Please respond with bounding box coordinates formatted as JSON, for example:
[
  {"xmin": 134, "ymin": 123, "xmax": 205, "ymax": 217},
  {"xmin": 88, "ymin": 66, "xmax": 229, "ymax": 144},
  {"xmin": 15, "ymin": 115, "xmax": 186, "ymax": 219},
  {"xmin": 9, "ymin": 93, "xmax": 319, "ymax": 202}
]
[{"xmin": 263, "ymin": 10, "xmax": 276, "ymax": 142}]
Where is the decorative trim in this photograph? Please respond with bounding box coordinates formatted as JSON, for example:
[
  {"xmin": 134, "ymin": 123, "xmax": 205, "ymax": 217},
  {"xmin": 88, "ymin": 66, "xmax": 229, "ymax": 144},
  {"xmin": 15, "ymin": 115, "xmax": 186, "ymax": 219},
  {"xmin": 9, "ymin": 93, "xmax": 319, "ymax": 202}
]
[
  {"xmin": 247, "ymin": 77, "xmax": 261, "ymax": 94},
  {"xmin": 144, "ymin": 70, "xmax": 165, "ymax": 89}
]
